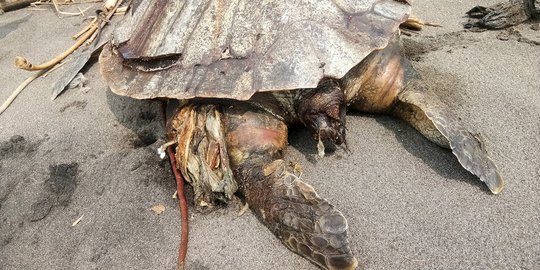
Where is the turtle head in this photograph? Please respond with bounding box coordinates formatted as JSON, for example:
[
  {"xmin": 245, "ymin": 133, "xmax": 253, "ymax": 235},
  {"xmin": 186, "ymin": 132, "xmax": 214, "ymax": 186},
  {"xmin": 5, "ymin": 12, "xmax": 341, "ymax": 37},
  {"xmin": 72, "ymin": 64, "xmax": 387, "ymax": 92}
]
[
  {"xmin": 306, "ymin": 105, "xmax": 346, "ymax": 145},
  {"xmin": 296, "ymin": 79, "xmax": 347, "ymax": 155}
]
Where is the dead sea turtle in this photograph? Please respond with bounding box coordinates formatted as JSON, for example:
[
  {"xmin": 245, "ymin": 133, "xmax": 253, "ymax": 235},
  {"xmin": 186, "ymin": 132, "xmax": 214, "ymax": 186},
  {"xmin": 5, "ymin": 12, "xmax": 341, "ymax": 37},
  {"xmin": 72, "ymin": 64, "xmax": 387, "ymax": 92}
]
[
  {"xmin": 466, "ymin": 0, "xmax": 540, "ymax": 29},
  {"xmin": 99, "ymin": 0, "xmax": 503, "ymax": 269}
]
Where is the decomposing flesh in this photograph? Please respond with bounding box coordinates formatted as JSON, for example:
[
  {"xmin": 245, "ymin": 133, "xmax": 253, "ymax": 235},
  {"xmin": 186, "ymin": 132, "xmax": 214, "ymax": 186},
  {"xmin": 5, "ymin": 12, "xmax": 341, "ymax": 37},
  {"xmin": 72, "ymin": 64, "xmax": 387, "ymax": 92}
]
[
  {"xmin": 162, "ymin": 37, "xmax": 503, "ymax": 269},
  {"xmin": 98, "ymin": 1, "xmax": 505, "ymax": 269}
]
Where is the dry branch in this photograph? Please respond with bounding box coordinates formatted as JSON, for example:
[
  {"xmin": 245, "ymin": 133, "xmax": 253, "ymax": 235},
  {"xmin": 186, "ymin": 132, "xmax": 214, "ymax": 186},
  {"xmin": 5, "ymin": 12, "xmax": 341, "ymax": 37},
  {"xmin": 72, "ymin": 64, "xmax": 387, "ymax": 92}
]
[
  {"xmin": 73, "ymin": 17, "xmax": 97, "ymax": 39},
  {"xmin": 15, "ymin": 0, "xmax": 120, "ymax": 71},
  {"xmin": 0, "ymin": 69, "xmax": 47, "ymax": 114},
  {"xmin": 50, "ymin": 0, "xmax": 92, "ymax": 16},
  {"xmin": 1, "ymin": 0, "xmax": 122, "ymax": 115},
  {"xmin": 15, "ymin": 23, "xmax": 97, "ymax": 71},
  {"xmin": 0, "ymin": 0, "xmax": 35, "ymax": 12},
  {"xmin": 401, "ymin": 16, "xmax": 442, "ymax": 31}
]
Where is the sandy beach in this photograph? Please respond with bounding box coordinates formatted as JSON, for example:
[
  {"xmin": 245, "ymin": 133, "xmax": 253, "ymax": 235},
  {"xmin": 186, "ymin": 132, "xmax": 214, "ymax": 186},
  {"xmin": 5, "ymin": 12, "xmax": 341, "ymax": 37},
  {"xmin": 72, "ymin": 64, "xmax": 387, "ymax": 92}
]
[{"xmin": 1, "ymin": 0, "xmax": 539, "ymax": 269}]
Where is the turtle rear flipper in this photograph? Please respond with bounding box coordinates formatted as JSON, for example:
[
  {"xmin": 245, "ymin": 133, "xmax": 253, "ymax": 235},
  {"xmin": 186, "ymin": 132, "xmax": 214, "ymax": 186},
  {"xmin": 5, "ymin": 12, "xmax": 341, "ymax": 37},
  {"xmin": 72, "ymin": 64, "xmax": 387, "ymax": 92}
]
[
  {"xmin": 223, "ymin": 105, "xmax": 358, "ymax": 269},
  {"xmin": 238, "ymin": 160, "xmax": 358, "ymax": 269},
  {"xmin": 222, "ymin": 105, "xmax": 357, "ymax": 269},
  {"xmin": 465, "ymin": 0, "xmax": 534, "ymax": 29},
  {"xmin": 170, "ymin": 103, "xmax": 358, "ymax": 269},
  {"xmin": 393, "ymin": 83, "xmax": 504, "ymax": 194}
]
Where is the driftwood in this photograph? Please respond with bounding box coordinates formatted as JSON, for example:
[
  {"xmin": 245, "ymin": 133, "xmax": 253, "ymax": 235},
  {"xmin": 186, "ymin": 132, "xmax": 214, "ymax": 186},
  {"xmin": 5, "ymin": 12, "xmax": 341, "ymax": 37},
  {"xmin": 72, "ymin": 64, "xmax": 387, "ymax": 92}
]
[
  {"xmin": 0, "ymin": 0, "xmax": 35, "ymax": 12},
  {"xmin": 1, "ymin": 0, "xmax": 123, "ymax": 115}
]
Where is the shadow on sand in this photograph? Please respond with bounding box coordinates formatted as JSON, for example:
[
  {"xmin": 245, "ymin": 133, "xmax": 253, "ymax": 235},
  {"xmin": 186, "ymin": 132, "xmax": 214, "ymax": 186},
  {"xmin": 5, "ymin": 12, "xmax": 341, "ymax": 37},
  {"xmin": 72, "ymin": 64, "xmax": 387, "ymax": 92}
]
[{"xmin": 373, "ymin": 114, "xmax": 491, "ymax": 193}]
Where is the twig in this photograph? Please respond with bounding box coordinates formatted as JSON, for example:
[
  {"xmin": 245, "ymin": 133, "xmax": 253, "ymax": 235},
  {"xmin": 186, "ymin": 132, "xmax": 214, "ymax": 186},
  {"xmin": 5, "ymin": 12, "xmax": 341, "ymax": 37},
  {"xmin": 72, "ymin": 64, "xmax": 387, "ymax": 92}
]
[
  {"xmin": 71, "ymin": 214, "xmax": 84, "ymax": 226},
  {"xmin": 15, "ymin": 22, "xmax": 97, "ymax": 71},
  {"xmin": 76, "ymin": 6, "xmax": 85, "ymax": 16},
  {"xmin": 86, "ymin": 0, "xmax": 121, "ymax": 45},
  {"xmin": 41, "ymin": 59, "xmax": 71, "ymax": 78},
  {"xmin": 31, "ymin": 0, "xmax": 104, "ymax": 6},
  {"xmin": 51, "ymin": 0, "xmax": 92, "ymax": 16},
  {"xmin": 401, "ymin": 16, "xmax": 442, "ymax": 31},
  {"xmin": 167, "ymin": 146, "xmax": 189, "ymax": 270},
  {"xmin": 0, "ymin": 69, "xmax": 48, "ymax": 115},
  {"xmin": 2, "ymin": 0, "xmax": 121, "ymax": 114},
  {"xmin": 15, "ymin": 0, "xmax": 120, "ymax": 71},
  {"xmin": 73, "ymin": 17, "xmax": 97, "ymax": 39},
  {"xmin": 424, "ymin": 22, "xmax": 442, "ymax": 27}
]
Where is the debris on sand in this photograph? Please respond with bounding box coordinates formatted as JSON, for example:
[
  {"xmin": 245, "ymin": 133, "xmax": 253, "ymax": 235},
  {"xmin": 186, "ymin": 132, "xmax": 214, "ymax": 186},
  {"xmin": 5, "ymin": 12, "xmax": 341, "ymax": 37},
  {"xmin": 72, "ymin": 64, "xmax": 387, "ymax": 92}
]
[
  {"xmin": 150, "ymin": 204, "xmax": 166, "ymax": 215},
  {"xmin": 0, "ymin": 0, "xmax": 127, "ymax": 115}
]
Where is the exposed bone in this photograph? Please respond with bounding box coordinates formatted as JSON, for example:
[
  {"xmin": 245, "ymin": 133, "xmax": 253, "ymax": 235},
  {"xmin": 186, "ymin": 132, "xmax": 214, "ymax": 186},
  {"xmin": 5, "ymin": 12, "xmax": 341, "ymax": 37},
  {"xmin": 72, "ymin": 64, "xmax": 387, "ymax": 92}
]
[
  {"xmin": 41, "ymin": 59, "xmax": 70, "ymax": 77},
  {"xmin": 14, "ymin": 22, "xmax": 96, "ymax": 71},
  {"xmin": 1, "ymin": 0, "xmax": 122, "ymax": 114}
]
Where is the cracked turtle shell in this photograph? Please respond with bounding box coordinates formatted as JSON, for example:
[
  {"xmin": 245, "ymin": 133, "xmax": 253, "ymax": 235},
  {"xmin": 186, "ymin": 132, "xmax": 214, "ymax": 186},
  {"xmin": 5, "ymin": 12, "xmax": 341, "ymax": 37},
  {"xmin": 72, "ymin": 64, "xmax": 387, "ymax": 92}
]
[{"xmin": 99, "ymin": 0, "xmax": 411, "ymax": 100}]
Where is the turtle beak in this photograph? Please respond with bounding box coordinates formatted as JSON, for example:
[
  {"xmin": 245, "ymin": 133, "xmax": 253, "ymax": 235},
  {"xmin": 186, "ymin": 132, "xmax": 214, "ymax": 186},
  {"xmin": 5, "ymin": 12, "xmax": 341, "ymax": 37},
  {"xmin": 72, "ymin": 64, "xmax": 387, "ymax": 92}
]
[
  {"xmin": 314, "ymin": 115, "xmax": 346, "ymax": 146},
  {"xmin": 311, "ymin": 112, "xmax": 348, "ymax": 158},
  {"xmin": 295, "ymin": 78, "xmax": 348, "ymax": 155}
]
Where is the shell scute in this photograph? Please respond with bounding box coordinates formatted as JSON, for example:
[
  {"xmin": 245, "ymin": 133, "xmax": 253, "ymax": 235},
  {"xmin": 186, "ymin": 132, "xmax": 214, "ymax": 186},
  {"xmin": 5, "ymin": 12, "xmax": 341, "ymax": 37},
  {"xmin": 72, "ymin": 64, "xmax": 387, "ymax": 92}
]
[{"xmin": 100, "ymin": 0, "xmax": 411, "ymax": 100}]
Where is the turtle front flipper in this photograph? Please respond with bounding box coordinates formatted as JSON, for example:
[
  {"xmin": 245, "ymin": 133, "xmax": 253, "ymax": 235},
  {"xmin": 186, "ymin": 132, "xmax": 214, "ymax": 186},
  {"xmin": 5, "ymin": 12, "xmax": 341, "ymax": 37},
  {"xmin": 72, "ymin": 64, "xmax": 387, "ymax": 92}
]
[
  {"xmin": 341, "ymin": 35, "xmax": 503, "ymax": 194},
  {"xmin": 393, "ymin": 81, "xmax": 504, "ymax": 194},
  {"xmin": 223, "ymin": 105, "xmax": 358, "ymax": 270},
  {"xmin": 465, "ymin": 0, "xmax": 535, "ymax": 29}
]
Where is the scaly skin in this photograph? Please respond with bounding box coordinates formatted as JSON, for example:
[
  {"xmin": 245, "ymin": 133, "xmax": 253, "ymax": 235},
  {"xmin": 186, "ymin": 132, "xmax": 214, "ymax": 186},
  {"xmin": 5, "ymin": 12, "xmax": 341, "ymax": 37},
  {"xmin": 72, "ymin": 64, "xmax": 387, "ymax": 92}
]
[
  {"xmin": 224, "ymin": 105, "xmax": 357, "ymax": 269},
  {"xmin": 169, "ymin": 103, "xmax": 358, "ymax": 269},
  {"xmin": 168, "ymin": 34, "xmax": 504, "ymax": 269},
  {"xmin": 466, "ymin": 0, "xmax": 537, "ymax": 29},
  {"xmin": 341, "ymin": 35, "xmax": 504, "ymax": 194}
]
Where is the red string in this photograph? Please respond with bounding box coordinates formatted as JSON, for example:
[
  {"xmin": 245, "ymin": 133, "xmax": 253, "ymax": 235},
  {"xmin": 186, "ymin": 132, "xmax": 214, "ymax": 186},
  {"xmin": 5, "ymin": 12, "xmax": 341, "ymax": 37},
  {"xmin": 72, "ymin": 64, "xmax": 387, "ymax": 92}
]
[{"xmin": 167, "ymin": 146, "xmax": 189, "ymax": 270}]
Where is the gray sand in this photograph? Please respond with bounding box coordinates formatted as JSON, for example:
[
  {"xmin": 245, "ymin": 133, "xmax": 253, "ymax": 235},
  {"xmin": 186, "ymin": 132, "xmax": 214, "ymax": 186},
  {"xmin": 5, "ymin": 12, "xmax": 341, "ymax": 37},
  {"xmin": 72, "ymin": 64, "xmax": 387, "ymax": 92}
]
[{"xmin": 1, "ymin": 1, "xmax": 539, "ymax": 269}]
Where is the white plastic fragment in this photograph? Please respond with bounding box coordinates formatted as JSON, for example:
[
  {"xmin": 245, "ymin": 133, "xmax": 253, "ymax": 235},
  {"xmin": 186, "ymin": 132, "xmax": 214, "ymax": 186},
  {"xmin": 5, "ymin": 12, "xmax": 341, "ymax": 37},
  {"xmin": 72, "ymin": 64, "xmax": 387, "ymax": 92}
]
[
  {"xmin": 71, "ymin": 214, "xmax": 84, "ymax": 227},
  {"xmin": 157, "ymin": 147, "xmax": 166, "ymax": 159},
  {"xmin": 317, "ymin": 138, "xmax": 325, "ymax": 157},
  {"xmin": 157, "ymin": 140, "xmax": 176, "ymax": 159}
]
